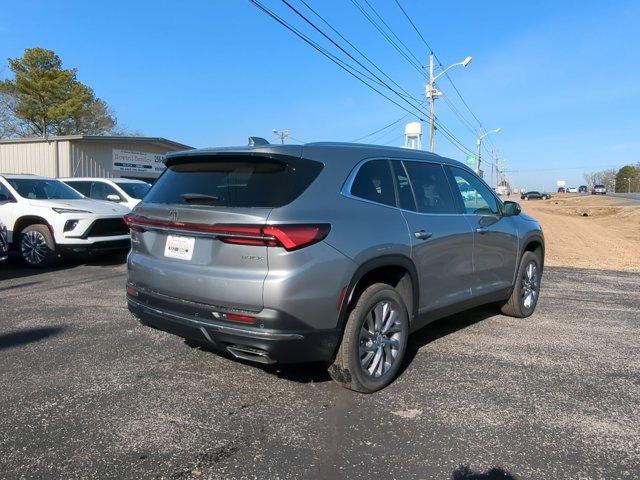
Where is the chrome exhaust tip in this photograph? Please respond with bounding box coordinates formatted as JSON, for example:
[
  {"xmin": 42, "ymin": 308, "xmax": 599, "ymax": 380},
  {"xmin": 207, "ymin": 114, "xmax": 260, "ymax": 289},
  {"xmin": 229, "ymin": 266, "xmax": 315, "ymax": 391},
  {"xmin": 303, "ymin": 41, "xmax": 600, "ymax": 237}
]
[{"xmin": 226, "ymin": 345, "xmax": 275, "ymax": 364}]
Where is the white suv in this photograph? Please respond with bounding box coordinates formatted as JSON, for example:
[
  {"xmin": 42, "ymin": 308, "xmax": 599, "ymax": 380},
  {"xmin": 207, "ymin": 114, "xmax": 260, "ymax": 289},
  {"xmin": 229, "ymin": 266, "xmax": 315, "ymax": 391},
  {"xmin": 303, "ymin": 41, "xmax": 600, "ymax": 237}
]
[
  {"xmin": 0, "ymin": 174, "xmax": 130, "ymax": 267},
  {"xmin": 62, "ymin": 177, "xmax": 151, "ymax": 211}
]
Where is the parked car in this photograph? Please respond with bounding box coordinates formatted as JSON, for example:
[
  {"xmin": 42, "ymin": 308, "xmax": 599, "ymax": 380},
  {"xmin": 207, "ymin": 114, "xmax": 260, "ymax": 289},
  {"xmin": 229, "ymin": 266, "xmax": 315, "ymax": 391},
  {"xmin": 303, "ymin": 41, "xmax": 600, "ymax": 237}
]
[
  {"xmin": 62, "ymin": 177, "xmax": 151, "ymax": 211},
  {"xmin": 0, "ymin": 174, "xmax": 131, "ymax": 267},
  {"xmin": 520, "ymin": 191, "xmax": 550, "ymax": 200},
  {"xmin": 592, "ymin": 184, "xmax": 607, "ymax": 195},
  {"xmin": 566, "ymin": 187, "xmax": 578, "ymax": 193},
  {"xmin": 0, "ymin": 221, "xmax": 7, "ymax": 262},
  {"xmin": 578, "ymin": 185, "xmax": 588, "ymax": 193},
  {"xmin": 125, "ymin": 142, "xmax": 545, "ymax": 392},
  {"xmin": 557, "ymin": 187, "xmax": 566, "ymax": 193}
]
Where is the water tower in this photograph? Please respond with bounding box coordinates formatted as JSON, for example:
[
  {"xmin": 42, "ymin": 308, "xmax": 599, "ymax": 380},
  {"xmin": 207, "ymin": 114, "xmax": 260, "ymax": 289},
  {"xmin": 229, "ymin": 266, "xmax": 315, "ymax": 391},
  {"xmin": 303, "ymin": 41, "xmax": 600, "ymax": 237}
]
[{"xmin": 404, "ymin": 122, "xmax": 422, "ymax": 150}]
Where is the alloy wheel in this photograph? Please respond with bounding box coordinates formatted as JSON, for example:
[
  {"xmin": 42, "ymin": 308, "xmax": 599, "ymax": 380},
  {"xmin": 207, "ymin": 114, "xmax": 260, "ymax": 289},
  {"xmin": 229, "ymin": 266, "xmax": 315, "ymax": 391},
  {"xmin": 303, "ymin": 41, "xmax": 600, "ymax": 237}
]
[
  {"xmin": 358, "ymin": 301, "xmax": 404, "ymax": 378},
  {"xmin": 521, "ymin": 261, "xmax": 539, "ymax": 310},
  {"xmin": 21, "ymin": 230, "xmax": 48, "ymax": 265}
]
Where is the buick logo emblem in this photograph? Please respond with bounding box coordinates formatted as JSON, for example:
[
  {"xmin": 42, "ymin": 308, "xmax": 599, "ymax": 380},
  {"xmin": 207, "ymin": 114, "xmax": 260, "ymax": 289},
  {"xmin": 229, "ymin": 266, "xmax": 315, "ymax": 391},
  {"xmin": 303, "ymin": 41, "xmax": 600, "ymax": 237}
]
[{"xmin": 168, "ymin": 210, "xmax": 178, "ymax": 222}]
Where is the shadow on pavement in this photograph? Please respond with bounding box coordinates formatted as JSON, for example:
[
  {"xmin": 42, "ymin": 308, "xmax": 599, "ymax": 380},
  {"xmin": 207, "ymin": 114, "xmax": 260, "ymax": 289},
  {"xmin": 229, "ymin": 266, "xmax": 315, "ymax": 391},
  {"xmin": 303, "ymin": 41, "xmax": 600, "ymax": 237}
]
[
  {"xmin": 452, "ymin": 465, "xmax": 519, "ymax": 480},
  {"xmin": 0, "ymin": 326, "xmax": 66, "ymax": 350},
  {"xmin": 399, "ymin": 304, "xmax": 497, "ymax": 378},
  {"xmin": 183, "ymin": 304, "xmax": 498, "ymax": 386},
  {"xmin": 0, "ymin": 252, "xmax": 127, "ymax": 282}
]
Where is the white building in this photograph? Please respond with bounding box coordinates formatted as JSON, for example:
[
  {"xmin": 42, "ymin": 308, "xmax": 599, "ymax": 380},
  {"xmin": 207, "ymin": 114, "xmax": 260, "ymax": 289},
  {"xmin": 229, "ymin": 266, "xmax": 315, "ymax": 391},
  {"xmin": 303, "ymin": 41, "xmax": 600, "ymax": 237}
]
[{"xmin": 0, "ymin": 135, "xmax": 191, "ymax": 181}]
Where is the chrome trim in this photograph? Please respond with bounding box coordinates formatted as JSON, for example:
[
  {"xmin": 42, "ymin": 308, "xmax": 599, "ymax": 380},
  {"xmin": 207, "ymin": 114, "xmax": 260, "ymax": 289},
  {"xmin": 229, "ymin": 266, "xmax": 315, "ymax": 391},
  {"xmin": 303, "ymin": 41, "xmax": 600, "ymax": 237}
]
[
  {"xmin": 131, "ymin": 223, "xmax": 275, "ymax": 241},
  {"xmin": 128, "ymin": 297, "xmax": 305, "ymax": 341}
]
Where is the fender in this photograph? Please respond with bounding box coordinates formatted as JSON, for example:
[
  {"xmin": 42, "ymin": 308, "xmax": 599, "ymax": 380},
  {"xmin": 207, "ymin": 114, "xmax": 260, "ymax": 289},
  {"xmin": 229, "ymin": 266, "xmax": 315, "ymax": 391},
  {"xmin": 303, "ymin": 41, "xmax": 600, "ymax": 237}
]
[
  {"xmin": 512, "ymin": 232, "xmax": 545, "ymax": 286},
  {"xmin": 337, "ymin": 254, "xmax": 420, "ymax": 333}
]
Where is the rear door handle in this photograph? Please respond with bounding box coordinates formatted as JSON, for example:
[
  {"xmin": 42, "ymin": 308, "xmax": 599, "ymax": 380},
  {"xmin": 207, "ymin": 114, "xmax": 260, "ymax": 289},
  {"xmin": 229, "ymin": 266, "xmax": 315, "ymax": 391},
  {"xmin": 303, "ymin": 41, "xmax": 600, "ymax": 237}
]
[
  {"xmin": 414, "ymin": 230, "xmax": 432, "ymax": 240},
  {"xmin": 475, "ymin": 227, "xmax": 488, "ymax": 234}
]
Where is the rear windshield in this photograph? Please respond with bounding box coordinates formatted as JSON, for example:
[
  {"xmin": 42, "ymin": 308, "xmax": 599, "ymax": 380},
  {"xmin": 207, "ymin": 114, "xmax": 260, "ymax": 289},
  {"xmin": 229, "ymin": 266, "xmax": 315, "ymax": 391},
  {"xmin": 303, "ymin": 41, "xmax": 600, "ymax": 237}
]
[
  {"xmin": 8, "ymin": 178, "xmax": 84, "ymax": 200},
  {"xmin": 594, "ymin": 184, "xmax": 605, "ymax": 188},
  {"xmin": 114, "ymin": 181, "xmax": 151, "ymax": 200},
  {"xmin": 144, "ymin": 156, "xmax": 323, "ymax": 207}
]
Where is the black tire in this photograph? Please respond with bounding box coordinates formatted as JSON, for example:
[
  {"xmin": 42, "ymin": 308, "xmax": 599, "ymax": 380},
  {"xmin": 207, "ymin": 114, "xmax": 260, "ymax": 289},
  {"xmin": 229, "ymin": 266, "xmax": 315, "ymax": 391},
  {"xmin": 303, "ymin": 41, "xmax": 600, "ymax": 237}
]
[
  {"xmin": 18, "ymin": 224, "xmax": 58, "ymax": 268},
  {"xmin": 501, "ymin": 251, "xmax": 542, "ymax": 318},
  {"xmin": 328, "ymin": 283, "xmax": 409, "ymax": 393}
]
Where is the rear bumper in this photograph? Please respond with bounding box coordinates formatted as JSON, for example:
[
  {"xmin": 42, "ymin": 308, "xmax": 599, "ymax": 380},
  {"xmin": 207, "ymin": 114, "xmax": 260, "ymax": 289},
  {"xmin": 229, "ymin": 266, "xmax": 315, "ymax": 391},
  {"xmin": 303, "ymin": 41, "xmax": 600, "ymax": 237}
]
[
  {"xmin": 60, "ymin": 238, "xmax": 131, "ymax": 255},
  {"xmin": 127, "ymin": 295, "xmax": 340, "ymax": 364}
]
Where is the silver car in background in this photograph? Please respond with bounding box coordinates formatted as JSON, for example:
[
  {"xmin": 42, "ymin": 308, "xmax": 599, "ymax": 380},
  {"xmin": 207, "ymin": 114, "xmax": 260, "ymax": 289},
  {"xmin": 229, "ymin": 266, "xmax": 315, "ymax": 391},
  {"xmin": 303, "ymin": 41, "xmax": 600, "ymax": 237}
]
[{"xmin": 126, "ymin": 142, "xmax": 544, "ymax": 392}]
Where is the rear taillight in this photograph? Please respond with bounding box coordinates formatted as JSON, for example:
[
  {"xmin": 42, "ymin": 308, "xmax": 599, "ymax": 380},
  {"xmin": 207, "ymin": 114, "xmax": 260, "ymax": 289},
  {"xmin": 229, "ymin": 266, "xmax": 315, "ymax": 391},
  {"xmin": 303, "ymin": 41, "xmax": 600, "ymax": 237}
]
[{"xmin": 123, "ymin": 214, "xmax": 330, "ymax": 251}]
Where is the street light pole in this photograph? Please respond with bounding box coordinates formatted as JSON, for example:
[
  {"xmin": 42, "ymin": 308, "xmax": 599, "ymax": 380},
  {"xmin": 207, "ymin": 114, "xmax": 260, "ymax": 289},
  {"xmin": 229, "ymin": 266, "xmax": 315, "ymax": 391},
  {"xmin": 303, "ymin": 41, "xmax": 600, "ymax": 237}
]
[
  {"xmin": 476, "ymin": 128, "xmax": 501, "ymax": 177},
  {"xmin": 272, "ymin": 129, "xmax": 290, "ymax": 144},
  {"xmin": 426, "ymin": 54, "xmax": 472, "ymax": 153}
]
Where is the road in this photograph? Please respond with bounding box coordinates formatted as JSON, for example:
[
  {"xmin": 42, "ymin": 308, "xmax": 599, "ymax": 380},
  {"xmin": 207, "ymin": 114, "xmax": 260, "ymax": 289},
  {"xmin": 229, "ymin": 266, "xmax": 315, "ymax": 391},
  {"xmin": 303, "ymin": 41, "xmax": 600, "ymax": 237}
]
[{"xmin": 1, "ymin": 257, "xmax": 639, "ymax": 479}]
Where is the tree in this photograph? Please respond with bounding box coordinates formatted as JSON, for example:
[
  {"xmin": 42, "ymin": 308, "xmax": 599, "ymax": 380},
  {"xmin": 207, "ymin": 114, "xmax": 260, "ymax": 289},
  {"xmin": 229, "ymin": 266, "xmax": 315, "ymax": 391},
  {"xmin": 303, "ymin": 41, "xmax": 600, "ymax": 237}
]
[
  {"xmin": 615, "ymin": 165, "xmax": 640, "ymax": 193},
  {"xmin": 0, "ymin": 47, "xmax": 117, "ymax": 137}
]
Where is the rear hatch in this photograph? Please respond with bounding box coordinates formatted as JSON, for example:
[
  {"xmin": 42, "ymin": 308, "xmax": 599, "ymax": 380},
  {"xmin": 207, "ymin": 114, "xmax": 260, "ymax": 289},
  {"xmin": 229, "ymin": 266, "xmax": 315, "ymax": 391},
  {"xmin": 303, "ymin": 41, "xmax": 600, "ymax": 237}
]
[{"xmin": 126, "ymin": 152, "xmax": 323, "ymax": 312}]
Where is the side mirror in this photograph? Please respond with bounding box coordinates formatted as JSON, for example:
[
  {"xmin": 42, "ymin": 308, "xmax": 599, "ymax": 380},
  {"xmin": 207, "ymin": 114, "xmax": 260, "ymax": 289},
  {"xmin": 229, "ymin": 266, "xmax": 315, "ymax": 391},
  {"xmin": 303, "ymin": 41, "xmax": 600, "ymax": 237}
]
[
  {"xmin": 0, "ymin": 194, "xmax": 15, "ymax": 204},
  {"xmin": 503, "ymin": 200, "xmax": 521, "ymax": 216},
  {"xmin": 106, "ymin": 194, "xmax": 122, "ymax": 202}
]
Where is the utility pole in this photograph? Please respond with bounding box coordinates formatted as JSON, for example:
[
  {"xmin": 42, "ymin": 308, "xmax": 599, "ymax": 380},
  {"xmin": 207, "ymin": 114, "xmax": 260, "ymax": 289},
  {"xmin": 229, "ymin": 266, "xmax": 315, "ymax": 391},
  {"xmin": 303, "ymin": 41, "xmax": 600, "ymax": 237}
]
[
  {"xmin": 272, "ymin": 129, "xmax": 290, "ymax": 144},
  {"xmin": 625, "ymin": 177, "xmax": 632, "ymax": 193},
  {"xmin": 425, "ymin": 54, "xmax": 472, "ymax": 153},
  {"xmin": 426, "ymin": 54, "xmax": 439, "ymax": 153},
  {"xmin": 476, "ymin": 128, "xmax": 501, "ymax": 177}
]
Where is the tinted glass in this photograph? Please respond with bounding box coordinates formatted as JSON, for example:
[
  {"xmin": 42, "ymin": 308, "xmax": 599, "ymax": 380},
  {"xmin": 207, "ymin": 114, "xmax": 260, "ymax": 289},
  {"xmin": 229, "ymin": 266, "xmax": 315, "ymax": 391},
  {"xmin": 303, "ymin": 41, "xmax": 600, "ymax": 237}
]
[
  {"xmin": 449, "ymin": 167, "xmax": 500, "ymax": 215},
  {"xmin": 114, "ymin": 181, "xmax": 151, "ymax": 199},
  {"xmin": 65, "ymin": 181, "xmax": 92, "ymax": 196},
  {"xmin": 390, "ymin": 161, "xmax": 416, "ymax": 211},
  {"xmin": 350, "ymin": 159, "xmax": 396, "ymax": 207},
  {"xmin": 7, "ymin": 179, "xmax": 83, "ymax": 200},
  {"xmin": 403, "ymin": 161, "xmax": 457, "ymax": 214},
  {"xmin": 145, "ymin": 156, "xmax": 323, "ymax": 207},
  {"xmin": 0, "ymin": 183, "xmax": 14, "ymax": 202},
  {"xmin": 90, "ymin": 182, "xmax": 120, "ymax": 201}
]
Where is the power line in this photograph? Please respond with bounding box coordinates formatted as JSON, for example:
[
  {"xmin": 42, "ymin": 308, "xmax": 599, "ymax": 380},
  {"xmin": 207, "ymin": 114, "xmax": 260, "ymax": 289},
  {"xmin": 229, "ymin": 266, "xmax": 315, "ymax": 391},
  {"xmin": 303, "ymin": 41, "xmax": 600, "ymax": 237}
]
[
  {"xmin": 360, "ymin": 0, "xmax": 423, "ymax": 66},
  {"xmin": 297, "ymin": 0, "xmax": 421, "ymax": 103},
  {"xmin": 394, "ymin": 0, "xmax": 491, "ymax": 134},
  {"xmin": 250, "ymin": 0, "xmax": 475, "ymax": 157},
  {"xmin": 280, "ymin": 0, "xmax": 420, "ymax": 105},
  {"xmin": 349, "ymin": 0, "xmax": 425, "ymax": 76},
  {"xmin": 351, "ymin": 112, "xmax": 412, "ymax": 142},
  {"xmin": 248, "ymin": 0, "xmax": 427, "ymax": 121}
]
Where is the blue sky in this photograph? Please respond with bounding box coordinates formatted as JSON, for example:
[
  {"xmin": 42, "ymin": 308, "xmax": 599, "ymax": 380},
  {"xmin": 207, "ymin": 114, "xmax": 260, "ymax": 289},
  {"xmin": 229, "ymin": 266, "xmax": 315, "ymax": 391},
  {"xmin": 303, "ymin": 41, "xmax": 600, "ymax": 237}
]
[{"xmin": 2, "ymin": 0, "xmax": 639, "ymax": 190}]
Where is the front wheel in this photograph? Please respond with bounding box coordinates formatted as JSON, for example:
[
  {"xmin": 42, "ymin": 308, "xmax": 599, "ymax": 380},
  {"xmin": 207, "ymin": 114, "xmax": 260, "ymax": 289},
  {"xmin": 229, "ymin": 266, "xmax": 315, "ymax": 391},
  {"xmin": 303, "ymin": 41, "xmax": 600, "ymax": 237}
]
[
  {"xmin": 328, "ymin": 283, "xmax": 409, "ymax": 393},
  {"xmin": 19, "ymin": 224, "xmax": 58, "ymax": 268},
  {"xmin": 500, "ymin": 251, "xmax": 542, "ymax": 318}
]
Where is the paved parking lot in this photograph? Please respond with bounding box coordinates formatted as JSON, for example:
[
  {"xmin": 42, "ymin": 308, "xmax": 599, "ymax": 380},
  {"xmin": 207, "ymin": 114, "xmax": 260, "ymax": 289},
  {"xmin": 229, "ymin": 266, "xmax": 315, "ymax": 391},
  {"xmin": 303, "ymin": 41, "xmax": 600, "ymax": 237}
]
[{"xmin": 1, "ymin": 256, "xmax": 638, "ymax": 479}]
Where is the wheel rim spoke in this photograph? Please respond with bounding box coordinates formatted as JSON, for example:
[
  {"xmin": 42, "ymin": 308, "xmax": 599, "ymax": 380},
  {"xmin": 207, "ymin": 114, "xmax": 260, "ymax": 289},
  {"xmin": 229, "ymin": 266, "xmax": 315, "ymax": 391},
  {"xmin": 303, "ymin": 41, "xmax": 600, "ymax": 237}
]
[{"xmin": 359, "ymin": 299, "xmax": 404, "ymax": 378}]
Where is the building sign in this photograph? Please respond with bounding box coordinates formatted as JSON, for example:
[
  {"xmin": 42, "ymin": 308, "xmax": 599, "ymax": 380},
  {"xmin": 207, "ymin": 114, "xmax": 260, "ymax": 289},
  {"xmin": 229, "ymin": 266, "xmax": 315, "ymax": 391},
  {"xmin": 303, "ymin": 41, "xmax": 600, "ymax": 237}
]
[
  {"xmin": 556, "ymin": 180, "xmax": 566, "ymax": 187},
  {"xmin": 112, "ymin": 149, "xmax": 166, "ymax": 174}
]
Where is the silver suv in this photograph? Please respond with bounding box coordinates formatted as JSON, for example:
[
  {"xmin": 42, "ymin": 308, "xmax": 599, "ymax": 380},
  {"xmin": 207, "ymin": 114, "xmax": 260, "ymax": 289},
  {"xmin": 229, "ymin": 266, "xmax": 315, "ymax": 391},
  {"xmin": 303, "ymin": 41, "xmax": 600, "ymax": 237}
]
[{"xmin": 126, "ymin": 142, "xmax": 544, "ymax": 392}]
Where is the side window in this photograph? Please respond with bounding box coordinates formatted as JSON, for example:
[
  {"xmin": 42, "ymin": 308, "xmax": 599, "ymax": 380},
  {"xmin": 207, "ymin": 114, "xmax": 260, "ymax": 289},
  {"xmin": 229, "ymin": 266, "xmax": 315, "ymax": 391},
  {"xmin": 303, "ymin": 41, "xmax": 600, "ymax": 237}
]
[
  {"xmin": 350, "ymin": 159, "xmax": 396, "ymax": 207},
  {"xmin": 403, "ymin": 161, "xmax": 457, "ymax": 214},
  {"xmin": 67, "ymin": 181, "xmax": 91, "ymax": 197},
  {"xmin": 390, "ymin": 161, "xmax": 416, "ymax": 211},
  {"xmin": 0, "ymin": 182, "xmax": 14, "ymax": 202},
  {"xmin": 449, "ymin": 166, "xmax": 500, "ymax": 215},
  {"xmin": 90, "ymin": 182, "xmax": 119, "ymax": 201}
]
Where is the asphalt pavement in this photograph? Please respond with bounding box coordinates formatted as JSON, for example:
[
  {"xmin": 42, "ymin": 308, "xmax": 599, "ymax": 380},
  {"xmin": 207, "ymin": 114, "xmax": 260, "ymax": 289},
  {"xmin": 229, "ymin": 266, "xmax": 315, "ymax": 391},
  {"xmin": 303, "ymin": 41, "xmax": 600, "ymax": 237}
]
[{"xmin": 0, "ymin": 256, "xmax": 638, "ymax": 479}]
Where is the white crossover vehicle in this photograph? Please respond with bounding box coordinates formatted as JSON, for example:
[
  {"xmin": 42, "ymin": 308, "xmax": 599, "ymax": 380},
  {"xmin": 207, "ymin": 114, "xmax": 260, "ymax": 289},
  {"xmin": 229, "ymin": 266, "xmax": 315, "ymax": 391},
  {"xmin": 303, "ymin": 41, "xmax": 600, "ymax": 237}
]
[
  {"xmin": 0, "ymin": 174, "xmax": 130, "ymax": 267},
  {"xmin": 62, "ymin": 177, "xmax": 151, "ymax": 211}
]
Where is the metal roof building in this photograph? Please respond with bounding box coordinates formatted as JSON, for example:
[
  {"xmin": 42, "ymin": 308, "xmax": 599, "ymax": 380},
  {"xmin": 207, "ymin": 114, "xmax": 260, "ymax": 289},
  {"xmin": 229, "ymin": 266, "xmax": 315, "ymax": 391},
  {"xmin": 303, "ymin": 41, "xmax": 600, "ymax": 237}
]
[{"xmin": 0, "ymin": 135, "xmax": 192, "ymax": 180}]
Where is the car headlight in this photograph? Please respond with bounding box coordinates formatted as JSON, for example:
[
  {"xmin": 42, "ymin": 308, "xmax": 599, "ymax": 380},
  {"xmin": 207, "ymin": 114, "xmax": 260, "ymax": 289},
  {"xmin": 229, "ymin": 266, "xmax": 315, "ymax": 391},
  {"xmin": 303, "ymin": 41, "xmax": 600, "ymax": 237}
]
[{"xmin": 52, "ymin": 207, "xmax": 91, "ymax": 214}]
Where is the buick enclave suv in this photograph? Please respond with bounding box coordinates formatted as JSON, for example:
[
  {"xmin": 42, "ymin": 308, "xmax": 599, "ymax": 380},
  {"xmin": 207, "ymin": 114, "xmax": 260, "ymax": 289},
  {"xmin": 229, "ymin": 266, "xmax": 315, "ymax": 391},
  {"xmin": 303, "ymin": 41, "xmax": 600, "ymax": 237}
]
[{"xmin": 126, "ymin": 142, "xmax": 544, "ymax": 392}]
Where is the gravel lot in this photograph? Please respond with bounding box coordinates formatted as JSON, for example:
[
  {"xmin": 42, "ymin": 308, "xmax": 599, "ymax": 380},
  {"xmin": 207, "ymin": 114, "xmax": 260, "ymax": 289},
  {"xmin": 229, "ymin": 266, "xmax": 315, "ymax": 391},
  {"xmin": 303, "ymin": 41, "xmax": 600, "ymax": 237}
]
[{"xmin": 1, "ymin": 256, "xmax": 638, "ymax": 480}]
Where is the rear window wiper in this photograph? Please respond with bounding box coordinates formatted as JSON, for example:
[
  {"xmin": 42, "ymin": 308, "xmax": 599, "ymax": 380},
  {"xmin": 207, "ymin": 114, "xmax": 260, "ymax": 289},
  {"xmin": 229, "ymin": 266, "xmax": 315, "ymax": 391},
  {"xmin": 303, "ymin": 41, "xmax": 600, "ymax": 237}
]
[{"xmin": 180, "ymin": 193, "xmax": 222, "ymax": 204}]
